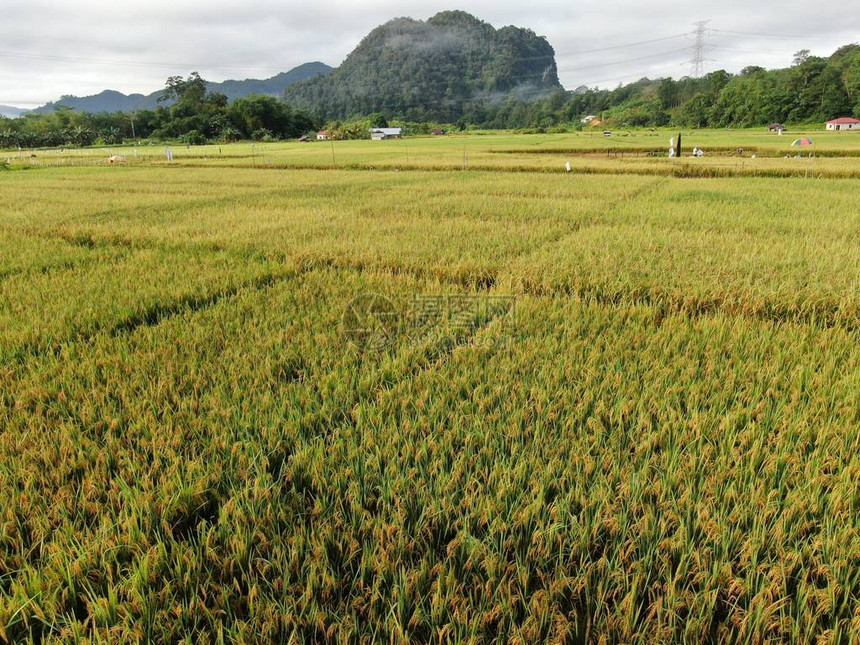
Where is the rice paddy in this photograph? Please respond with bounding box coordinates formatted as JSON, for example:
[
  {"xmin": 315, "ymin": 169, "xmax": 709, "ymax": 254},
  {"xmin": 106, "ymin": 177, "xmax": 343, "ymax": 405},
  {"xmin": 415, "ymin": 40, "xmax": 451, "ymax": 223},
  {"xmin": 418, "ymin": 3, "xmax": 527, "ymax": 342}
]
[{"xmin": 1, "ymin": 130, "xmax": 860, "ymax": 642}]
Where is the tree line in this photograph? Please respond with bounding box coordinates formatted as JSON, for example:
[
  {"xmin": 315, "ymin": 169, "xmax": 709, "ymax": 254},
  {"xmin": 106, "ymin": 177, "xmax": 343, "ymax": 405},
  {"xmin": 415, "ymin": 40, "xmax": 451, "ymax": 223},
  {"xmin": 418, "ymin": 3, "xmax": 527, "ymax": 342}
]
[
  {"xmin": 2, "ymin": 44, "xmax": 859, "ymax": 149},
  {"xmin": 447, "ymin": 46, "xmax": 860, "ymax": 130},
  {"xmin": 0, "ymin": 73, "xmax": 319, "ymax": 149}
]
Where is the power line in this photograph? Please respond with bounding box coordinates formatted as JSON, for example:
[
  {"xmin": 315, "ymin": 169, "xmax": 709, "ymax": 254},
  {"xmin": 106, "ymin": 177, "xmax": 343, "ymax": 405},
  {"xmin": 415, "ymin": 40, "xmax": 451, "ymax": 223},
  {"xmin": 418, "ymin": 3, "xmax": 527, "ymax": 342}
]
[
  {"xmin": 0, "ymin": 33, "xmax": 696, "ymax": 78},
  {"xmin": 0, "ymin": 40, "xmax": 692, "ymax": 108},
  {"xmin": 710, "ymin": 44, "xmax": 785, "ymax": 54},
  {"xmin": 0, "ymin": 50, "xmax": 291, "ymax": 73},
  {"xmin": 0, "ymin": 32, "xmax": 695, "ymax": 72},
  {"xmin": 709, "ymin": 45, "xmax": 800, "ymax": 58},
  {"xmin": 711, "ymin": 28, "xmax": 855, "ymax": 41},
  {"xmin": 0, "ymin": 73, "xmax": 157, "ymax": 90},
  {"xmin": 559, "ymin": 33, "xmax": 693, "ymax": 56},
  {"xmin": 558, "ymin": 48, "xmax": 690, "ymax": 74},
  {"xmin": 0, "ymin": 42, "xmax": 659, "ymax": 73},
  {"xmin": 0, "ymin": 26, "xmax": 851, "ymax": 75},
  {"xmin": 576, "ymin": 61, "xmax": 689, "ymax": 87}
]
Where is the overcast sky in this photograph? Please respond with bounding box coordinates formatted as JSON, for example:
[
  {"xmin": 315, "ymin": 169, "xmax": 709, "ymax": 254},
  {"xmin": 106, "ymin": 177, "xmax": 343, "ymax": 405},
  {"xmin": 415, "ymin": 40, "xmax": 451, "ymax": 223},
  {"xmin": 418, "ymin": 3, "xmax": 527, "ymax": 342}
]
[{"xmin": 1, "ymin": 0, "xmax": 858, "ymax": 108}]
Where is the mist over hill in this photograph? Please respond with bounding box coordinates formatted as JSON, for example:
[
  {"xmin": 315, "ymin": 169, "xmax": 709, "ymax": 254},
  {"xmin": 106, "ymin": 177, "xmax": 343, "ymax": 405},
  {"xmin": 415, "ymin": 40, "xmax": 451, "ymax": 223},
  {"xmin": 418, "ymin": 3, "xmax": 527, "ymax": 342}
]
[{"xmin": 284, "ymin": 11, "xmax": 561, "ymax": 121}]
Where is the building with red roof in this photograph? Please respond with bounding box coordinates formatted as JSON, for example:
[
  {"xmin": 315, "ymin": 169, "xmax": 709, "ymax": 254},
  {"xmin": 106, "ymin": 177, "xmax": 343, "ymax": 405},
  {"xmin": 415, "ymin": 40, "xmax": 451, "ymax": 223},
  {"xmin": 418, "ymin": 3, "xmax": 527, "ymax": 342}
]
[{"xmin": 826, "ymin": 117, "xmax": 860, "ymax": 131}]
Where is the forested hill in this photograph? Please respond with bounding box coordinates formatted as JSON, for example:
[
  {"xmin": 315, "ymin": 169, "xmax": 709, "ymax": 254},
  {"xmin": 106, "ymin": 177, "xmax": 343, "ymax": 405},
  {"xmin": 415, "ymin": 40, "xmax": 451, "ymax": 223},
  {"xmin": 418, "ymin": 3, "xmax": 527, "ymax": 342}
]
[
  {"xmin": 367, "ymin": 43, "xmax": 859, "ymax": 130},
  {"xmin": 284, "ymin": 11, "xmax": 561, "ymax": 121},
  {"xmin": 584, "ymin": 45, "xmax": 860, "ymax": 129},
  {"xmin": 30, "ymin": 62, "xmax": 333, "ymax": 114}
]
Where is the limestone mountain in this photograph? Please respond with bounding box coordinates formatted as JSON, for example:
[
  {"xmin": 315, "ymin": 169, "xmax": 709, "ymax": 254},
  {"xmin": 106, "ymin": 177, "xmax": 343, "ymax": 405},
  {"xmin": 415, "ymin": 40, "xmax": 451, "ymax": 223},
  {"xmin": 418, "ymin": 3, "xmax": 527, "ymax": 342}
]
[{"xmin": 284, "ymin": 11, "xmax": 561, "ymax": 121}]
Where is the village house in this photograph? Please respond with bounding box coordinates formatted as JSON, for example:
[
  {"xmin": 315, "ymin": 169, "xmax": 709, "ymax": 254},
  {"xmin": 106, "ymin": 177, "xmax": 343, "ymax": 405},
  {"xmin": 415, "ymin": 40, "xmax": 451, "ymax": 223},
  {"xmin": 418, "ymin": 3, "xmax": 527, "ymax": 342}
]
[
  {"xmin": 370, "ymin": 127, "xmax": 402, "ymax": 140},
  {"xmin": 826, "ymin": 117, "xmax": 860, "ymax": 131},
  {"xmin": 316, "ymin": 130, "xmax": 329, "ymax": 140}
]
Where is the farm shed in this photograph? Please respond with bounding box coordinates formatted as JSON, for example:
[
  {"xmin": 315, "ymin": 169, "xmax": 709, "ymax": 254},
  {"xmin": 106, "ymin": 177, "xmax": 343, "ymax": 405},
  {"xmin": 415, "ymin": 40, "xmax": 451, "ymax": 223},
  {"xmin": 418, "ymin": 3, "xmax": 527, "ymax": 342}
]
[{"xmin": 370, "ymin": 127, "xmax": 402, "ymax": 140}]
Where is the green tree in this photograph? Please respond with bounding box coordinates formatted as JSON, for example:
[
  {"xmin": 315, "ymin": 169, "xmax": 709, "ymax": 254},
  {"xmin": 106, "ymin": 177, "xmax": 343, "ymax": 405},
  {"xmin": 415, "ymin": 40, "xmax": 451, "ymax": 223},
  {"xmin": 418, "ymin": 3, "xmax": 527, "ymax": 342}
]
[
  {"xmin": 227, "ymin": 95, "xmax": 315, "ymax": 139},
  {"xmin": 367, "ymin": 112, "xmax": 388, "ymax": 128},
  {"xmin": 160, "ymin": 72, "xmax": 207, "ymax": 105},
  {"xmin": 677, "ymin": 93, "xmax": 710, "ymax": 128},
  {"xmin": 793, "ymin": 49, "xmax": 811, "ymax": 67}
]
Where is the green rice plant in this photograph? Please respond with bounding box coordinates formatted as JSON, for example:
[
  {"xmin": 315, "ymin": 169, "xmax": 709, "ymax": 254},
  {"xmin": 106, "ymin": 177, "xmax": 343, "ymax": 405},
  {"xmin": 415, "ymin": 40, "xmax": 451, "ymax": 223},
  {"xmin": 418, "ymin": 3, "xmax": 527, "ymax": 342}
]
[{"xmin": 1, "ymin": 136, "xmax": 860, "ymax": 643}]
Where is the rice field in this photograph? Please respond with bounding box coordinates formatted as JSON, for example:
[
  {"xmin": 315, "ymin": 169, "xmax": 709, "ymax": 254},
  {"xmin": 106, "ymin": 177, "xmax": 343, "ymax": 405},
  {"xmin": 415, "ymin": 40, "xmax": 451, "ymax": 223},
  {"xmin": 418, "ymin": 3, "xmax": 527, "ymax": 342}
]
[
  {"xmin": 1, "ymin": 132, "xmax": 860, "ymax": 643},
  {"xmin": 7, "ymin": 128, "xmax": 860, "ymax": 178}
]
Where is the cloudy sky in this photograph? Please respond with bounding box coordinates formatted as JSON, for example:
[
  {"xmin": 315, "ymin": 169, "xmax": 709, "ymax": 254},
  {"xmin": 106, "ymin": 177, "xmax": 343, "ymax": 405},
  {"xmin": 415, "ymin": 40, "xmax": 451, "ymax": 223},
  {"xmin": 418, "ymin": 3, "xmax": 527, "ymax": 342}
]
[{"xmin": 1, "ymin": 0, "xmax": 858, "ymax": 108}]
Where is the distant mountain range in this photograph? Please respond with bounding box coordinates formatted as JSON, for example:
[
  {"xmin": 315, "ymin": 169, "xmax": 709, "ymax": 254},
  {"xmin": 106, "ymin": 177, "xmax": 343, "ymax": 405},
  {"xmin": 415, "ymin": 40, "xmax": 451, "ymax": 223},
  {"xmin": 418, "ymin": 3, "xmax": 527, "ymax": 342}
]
[
  {"xmin": 27, "ymin": 62, "xmax": 333, "ymax": 115},
  {"xmin": 0, "ymin": 105, "xmax": 27, "ymax": 118}
]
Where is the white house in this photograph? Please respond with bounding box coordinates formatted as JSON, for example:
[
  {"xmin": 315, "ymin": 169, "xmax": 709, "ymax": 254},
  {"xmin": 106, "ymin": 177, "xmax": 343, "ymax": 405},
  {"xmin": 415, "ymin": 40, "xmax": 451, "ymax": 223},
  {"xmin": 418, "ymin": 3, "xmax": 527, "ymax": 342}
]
[
  {"xmin": 316, "ymin": 130, "xmax": 329, "ymax": 140},
  {"xmin": 826, "ymin": 117, "xmax": 860, "ymax": 131},
  {"xmin": 370, "ymin": 127, "xmax": 402, "ymax": 140}
]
